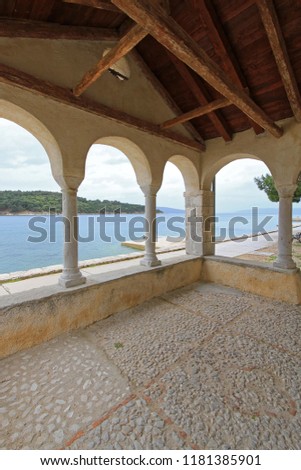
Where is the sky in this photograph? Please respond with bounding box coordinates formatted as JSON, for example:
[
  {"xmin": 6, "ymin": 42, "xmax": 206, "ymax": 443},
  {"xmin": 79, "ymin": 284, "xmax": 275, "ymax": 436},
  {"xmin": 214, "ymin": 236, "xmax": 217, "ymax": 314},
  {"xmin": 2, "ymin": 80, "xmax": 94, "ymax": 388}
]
[{"xmin": 0, "ymin": 118, "xmax": 276, "ymax": 212}]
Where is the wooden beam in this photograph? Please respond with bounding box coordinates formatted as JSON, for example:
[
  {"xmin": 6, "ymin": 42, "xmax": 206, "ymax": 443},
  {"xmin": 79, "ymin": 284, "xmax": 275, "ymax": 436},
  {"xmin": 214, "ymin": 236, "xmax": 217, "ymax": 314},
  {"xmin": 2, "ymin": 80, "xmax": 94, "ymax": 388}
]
[
  {"xmin": 168, "ymin": 52, "xmax": 232, "ymax": 141},
  {"xmin": 0, "ymin": 63, "xmax": 205, "ymax": 152},
  {"xmin": 256, "ymin": 0, "xmax": 301, "ymax": 122},
  {"xmin": 119, "ymin": 0, "xmax": 170, "ymax": 35},
  {"xmin": 157, "ymin": 0, "xmax": 170, "ymax": 14},
  {"xmin": 62, "ymin": 0, "xmax": 120, "ymax": 12},
  {"xmin": 131, "ymin": 49, "xmax": 205, "ymax": 144},
  {"xmin": 73, "ymin": 24, "xmax": 147, "ymax": 96},
  {"xmin": 187, "ymin": 0, "xmax": 264, "ymax": 135},
  {"xmin": 0, "ymin": 18, "xmax": 119, "ymax": 41},
  {"xmin": 111, "ymin": 0, "xmax": 283, "ymax": 138},
  {"xmin": 161, "ymin": 97, "xmax": 230, "ymax": 129}
]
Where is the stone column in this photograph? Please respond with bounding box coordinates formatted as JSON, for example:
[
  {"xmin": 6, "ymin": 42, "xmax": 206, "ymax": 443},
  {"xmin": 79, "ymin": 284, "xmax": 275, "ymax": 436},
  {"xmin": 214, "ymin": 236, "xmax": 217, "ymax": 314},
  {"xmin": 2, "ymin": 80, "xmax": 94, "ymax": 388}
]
[
  {"xmin": 185, "ymin": 190, "xmax": 202, "ymax": 256},
  {"xmin": 140, "ymin": 185, "xmax": 161, "ymax": 267},
  {"xmin": 201, "ymin": 189, "xmax": 216, "ymax": 256},
  {"xmin": 184, "ymin": 189, "xmax": 215, "ymax": 256},
  {"xmin": 59, "ymin": 188, "xmax": 86, "ymax": 288},
  {"xmin": 274, "ymin": 184, "xmax": 297, "ymax": 270}
]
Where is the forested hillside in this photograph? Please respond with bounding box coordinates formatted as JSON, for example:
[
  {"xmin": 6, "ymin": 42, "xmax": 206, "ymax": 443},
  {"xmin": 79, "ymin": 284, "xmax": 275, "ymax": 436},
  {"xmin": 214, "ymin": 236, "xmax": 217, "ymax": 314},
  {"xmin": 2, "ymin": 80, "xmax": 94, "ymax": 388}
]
[{"xmin": 0, "ymin": 190, "xmax": 146, "ymax": 214}]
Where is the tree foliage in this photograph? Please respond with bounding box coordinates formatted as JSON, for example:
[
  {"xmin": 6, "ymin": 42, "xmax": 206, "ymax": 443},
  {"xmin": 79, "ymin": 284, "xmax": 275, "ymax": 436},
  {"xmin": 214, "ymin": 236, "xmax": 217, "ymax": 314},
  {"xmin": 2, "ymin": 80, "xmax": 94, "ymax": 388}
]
[
  {"xmin": 0, "ymin": 190, "xmax": 149, "ymax": 214},
  {"xmin": 254, "ymin": 173, "xmax": 301, "ymax": 203}
]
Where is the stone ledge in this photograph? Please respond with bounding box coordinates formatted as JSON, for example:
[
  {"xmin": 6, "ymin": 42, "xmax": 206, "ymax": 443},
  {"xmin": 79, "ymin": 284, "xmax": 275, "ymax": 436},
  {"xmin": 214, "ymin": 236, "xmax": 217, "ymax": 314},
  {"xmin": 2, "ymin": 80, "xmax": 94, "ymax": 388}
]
[
  {"xmin": 202, "ymin": 256, "xmax": 301, "ymax": 304},
  {"xmin": 0, "ymin": 256, "xmax": 201, "ymax": 359}
]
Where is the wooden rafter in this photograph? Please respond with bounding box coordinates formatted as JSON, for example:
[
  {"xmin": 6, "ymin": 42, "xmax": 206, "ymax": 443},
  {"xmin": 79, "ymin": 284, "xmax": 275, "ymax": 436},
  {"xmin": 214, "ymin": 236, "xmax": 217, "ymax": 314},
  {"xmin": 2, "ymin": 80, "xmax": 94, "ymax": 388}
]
[
  {"xmin": 62, "ymin": 0, "xmax": 120, "ymax": 12},
  {"xmin": 157, "ymin": 0, "xmax": 170, "ymax": 14},
  {"xmin": 161, "ymin": 97, "xmax": 230, "ymax": 130},
  {"xmin": 167, "ymin": 52, "xmax": 232, "ymax": 141},
  {"xmin": 131, "ymin": 50, "xmax": 205, "ymax": 144},
  {"xmin": 0, "ymin": 63, "xmax": 205, "ymax": 152},
  {"xmin": 0, "ymin": 18, "xmax": 119, "ymax": 41},
  {"xmin": 73, "ymin": 24, "xmax": 147, "ymax": 96},
  {"xmin": 186, "ymin": 0, "xmax": 264, "ymax": 135},
  {"xmin": 118, "ymin": 0, "xmax": 170, "ymax": 35},
  {"xmin": 111, "ymin": 0, "xmax": 283, "ymax": 138},
  {"xmin": 256, "ymin": 0, "xmax": 301, "ymax": 122}
]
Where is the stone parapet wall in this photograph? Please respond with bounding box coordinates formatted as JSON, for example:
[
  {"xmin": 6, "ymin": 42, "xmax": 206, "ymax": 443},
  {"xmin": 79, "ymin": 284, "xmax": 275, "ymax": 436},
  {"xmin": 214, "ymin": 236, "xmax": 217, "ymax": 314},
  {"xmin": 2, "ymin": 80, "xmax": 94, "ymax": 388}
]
[
  {"xmin": 1, "ymin": 255, "xmax": 301, "ymax": 360},
  {"xmin": 0, "ymin": 257, "xmax": 202, "ymax": 359},
  {"xmin": 202, "ymin": 256, "xmax": 301, "ymax": 305}
]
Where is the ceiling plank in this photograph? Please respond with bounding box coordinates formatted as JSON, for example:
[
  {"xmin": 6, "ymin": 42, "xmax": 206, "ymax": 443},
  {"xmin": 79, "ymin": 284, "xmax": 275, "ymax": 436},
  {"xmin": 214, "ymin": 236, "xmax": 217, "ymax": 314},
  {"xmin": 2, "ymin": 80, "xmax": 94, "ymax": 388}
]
[
  {"xmin": 110, "ymin": 0, "xmax": 283, "ymax": 138},
  {"xmin": 161, "ymin": 97, "xmax": 230, "ymax": 130},
  {"xmin": 186, "ymin": 0, "xmax": 264, "ymax": 135},
  {"xmin": 73, "ymin": 23, "xmax": 147, "ymax": 96},
  {"xmin": 0, "ymin": 62, "xmax": 205, "ymax": 152},
  {"xmin": 168, "ymin": 52, "xmax": 232, "ymax": 141},
  {"xmin": 0, "ymin": 18, "xmax": 119, "ymax": 40},
  {"xmin": 256, "ymin": 0, "xmax": 301, "ymax": 122},
  {"xmin": 131, "ymin": 49, "xmax": 205, "ymax": 144},
  {"xmin": 62, "ymin": 0, "xmax": 120, "ymax": 13}
]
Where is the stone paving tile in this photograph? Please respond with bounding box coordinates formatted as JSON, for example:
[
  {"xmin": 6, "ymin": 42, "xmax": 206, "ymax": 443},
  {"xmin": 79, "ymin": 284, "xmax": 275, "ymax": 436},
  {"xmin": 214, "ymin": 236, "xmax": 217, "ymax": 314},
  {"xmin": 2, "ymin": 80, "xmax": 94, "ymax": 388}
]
[
  {"xmin": 162, "ymin": 283, "xmax": 250, "ymax": 325},
  {"xmin": 146, "ymin": 333, "xmax": 301, "ymax": 450},
  {"xmin": 86, "ymin": 297, "xmax": 218, "ymax": 386},
  {"xmin": 0, "ymin": 332, "xmax": 130, "ymax": 450},
  {"xmin": 68, "ymin": 398, "xmax": 190, "ymax": 450},
  {"xmin": 223, "ymin": 296, "xmax": 301, "ymax": 357}
]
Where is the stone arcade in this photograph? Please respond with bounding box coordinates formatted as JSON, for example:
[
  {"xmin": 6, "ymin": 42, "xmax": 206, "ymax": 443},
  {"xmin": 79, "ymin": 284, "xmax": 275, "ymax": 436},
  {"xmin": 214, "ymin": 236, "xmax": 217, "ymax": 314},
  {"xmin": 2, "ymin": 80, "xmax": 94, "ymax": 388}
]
[{"xmin": 0, "ymin": 2, "xmax": 301, "ymax": 450}]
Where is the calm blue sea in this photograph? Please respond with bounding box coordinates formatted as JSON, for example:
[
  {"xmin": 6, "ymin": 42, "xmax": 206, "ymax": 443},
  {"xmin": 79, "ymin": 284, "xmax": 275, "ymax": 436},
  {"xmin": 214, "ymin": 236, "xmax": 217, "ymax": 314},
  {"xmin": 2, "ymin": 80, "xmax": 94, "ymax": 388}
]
[{"xmin": 1, "ymin": 207, "xmax": 301, "ymax": 274}]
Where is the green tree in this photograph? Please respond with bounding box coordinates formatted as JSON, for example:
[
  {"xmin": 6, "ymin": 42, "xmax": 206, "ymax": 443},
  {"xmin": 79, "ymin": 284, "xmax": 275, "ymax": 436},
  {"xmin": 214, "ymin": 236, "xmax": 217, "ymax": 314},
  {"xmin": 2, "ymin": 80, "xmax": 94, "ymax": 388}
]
[
  {"xmin": 254, "ymin": 173, "xmax": 301, "ymax": 203},
  {"xmin": 0, "ymin": 190, "xmax": 150, "ymax": 214}
]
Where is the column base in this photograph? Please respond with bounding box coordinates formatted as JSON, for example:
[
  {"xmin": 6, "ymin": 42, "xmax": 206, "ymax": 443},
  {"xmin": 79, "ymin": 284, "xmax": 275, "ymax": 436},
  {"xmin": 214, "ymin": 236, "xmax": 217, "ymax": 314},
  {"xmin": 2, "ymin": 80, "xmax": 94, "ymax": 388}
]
[
  {"xmin": 59, "ymin": 269, "xmax": 86, "ymax": 288},
  {"xmin": 273, "ymin": 257, "xmax": 297, "ymax": 270},
  {"xmin": 186, "ymin": 240, "xmax": 202, "ymax": 256},
  {"xmin": 140, "ymin": 256, "xmax": 162, "ymax": 268}
]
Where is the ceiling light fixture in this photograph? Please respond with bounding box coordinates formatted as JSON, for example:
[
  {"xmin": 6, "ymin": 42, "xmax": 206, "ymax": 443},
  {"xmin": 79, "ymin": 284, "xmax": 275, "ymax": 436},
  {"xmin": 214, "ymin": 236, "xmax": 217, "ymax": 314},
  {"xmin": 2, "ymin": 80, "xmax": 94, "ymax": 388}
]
[{"xmin": 103, "ymin": 48, "xmax": 131, "ymax": 81}]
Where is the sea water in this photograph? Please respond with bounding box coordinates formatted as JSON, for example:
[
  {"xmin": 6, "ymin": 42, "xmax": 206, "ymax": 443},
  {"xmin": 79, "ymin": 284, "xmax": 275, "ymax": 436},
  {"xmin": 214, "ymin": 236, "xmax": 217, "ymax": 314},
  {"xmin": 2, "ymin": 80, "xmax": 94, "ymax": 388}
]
[{"xmin": 1, "ymin": 207, "xmax": 301, "ymax": 274}]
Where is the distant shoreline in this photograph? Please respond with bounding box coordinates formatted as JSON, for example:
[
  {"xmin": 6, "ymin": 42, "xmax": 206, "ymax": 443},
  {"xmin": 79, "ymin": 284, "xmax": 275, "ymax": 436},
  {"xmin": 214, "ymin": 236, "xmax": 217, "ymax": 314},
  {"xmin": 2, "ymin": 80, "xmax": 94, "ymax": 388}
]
[{"xmin": 0, "ymin": 211, "xmax": 148, "ymax": 216}]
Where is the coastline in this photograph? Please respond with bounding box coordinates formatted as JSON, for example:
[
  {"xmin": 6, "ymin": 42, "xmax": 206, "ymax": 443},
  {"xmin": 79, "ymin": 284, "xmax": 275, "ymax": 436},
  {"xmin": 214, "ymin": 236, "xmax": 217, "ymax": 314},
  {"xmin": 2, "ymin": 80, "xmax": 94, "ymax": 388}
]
[
  {"xmin": 0, "ymin": 228, "xmax": 286, "ymax": 283},
  {"xmin": 1, "ymin": 225, "xmax": 300, "ymax": 283},
  {"xmin": 0, "ymin": 211, "xmax": 147, "ymax": 216}
]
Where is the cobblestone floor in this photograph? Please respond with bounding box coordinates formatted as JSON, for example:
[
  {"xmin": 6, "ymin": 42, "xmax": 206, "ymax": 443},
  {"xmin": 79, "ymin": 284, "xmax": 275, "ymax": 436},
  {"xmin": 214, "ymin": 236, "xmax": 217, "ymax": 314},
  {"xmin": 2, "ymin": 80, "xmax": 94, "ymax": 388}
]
[{"xmin": 1, "ymin": 282, "xmax": 301, "ymax": 450}]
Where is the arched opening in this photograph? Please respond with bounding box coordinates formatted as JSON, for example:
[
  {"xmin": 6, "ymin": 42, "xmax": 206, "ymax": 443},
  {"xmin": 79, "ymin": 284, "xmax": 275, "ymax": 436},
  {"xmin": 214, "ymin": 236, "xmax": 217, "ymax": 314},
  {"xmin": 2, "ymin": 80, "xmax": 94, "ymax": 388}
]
[
  {"xmin": 77, "ymin": 137, "xmax": 151, "ymax": 262},
  {"xmin": 0, "ymin": 100, "xmax": 63, "ymax": 180},
  {"xmin": 0, "ymin": 115, "xmax": 62, "ymax": 274},
  {"xmin": 213, "ymin": 156, "xmax": 280, "ymax": 263},
  {"xmin": 157, "ymin": 156, "xmax": 199, "ymax": 251}
]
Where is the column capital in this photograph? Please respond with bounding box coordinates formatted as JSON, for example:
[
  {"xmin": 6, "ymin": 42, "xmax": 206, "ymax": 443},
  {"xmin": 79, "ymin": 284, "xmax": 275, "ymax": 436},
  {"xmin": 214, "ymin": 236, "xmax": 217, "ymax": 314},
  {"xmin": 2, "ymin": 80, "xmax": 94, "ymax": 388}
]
[
  {"xmin": 184, "ymin": 190, "xmax": 202, "ymax": 198},
  {"xmin": 55, "ymin": 175, "xmax": 83, "ymax": 191},
  {"xmin": 276, "ymin": 184, "xmax": 297, "ymax": 198},
  {"xmin": 140, "ymin": 184, "xmax": 160, "ymax": 197},
  {"xmin": 61, "ymin": 188, "xmax": 78, "ymax": 197}
]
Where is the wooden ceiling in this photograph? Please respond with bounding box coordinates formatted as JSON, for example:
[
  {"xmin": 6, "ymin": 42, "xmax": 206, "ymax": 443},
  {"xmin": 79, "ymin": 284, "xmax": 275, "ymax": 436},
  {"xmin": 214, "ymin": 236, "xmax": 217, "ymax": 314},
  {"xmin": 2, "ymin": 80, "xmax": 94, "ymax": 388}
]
[{"xmin": 0, "ymin": 0, "xmax": 300, "ymax": 150}]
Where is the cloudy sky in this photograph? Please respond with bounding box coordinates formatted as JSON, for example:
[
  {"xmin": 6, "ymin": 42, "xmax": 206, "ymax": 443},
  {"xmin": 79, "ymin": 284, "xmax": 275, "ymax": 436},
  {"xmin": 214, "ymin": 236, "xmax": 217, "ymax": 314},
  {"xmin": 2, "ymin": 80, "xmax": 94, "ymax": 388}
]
[{"xmin": 0, "ymin": 118, "xmax": 276, "ymax": 212}]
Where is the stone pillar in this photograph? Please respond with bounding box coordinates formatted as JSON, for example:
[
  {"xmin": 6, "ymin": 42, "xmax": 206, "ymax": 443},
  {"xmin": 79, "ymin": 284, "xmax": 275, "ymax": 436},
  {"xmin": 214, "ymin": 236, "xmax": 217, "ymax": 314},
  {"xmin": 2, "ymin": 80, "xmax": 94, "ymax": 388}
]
[
  {"xmin": 184, "ymin": 189, "xmax": 215, "ymax": 256},
  {"xmin": 274, "ymin": 184, "xmax": 297, "ymax": 270},
  {"xmin": 202, "ymin": 189, "xmax": 216, "ymax": 256},
  {"xmin": 140, "ymin": 185, "xmax": 161, "ymax": 267},
  {"xmin": 185, "ymin": 190, "xmax": 202, "ymax": 256},
  {"xmin": 59, "ymin": 188, "xmax": 86, "ymax": 288}
]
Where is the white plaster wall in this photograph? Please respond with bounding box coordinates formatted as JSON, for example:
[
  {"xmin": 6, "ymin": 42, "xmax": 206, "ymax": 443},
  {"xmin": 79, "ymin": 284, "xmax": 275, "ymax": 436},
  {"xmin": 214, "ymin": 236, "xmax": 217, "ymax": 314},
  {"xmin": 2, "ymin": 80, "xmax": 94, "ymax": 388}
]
[{"xmin": 0, "ymin": 37, "xmax": 192, "ymax": 136}]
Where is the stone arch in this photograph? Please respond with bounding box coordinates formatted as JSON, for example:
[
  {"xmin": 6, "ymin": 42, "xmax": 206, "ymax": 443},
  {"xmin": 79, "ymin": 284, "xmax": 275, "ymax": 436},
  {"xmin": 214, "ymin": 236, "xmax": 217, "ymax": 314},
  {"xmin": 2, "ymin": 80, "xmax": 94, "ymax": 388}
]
[
  {"xmin": 166, "ymin": 155, "xmax": 200, "ymax": 193},
  {"xmin": 202, "ymin": 153, "xmax": 274, "ymax": 190},
  {"xmin": 91, "ymin": 136, "xmax": 152, "ymax": 188},
  {"xmin": 0, "ymin": 99, "xmax": 63, "ymax": 181}
]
